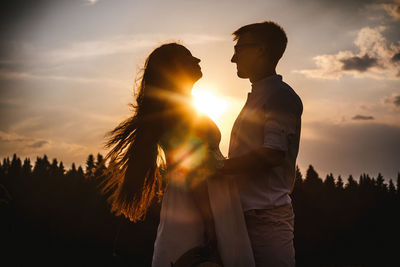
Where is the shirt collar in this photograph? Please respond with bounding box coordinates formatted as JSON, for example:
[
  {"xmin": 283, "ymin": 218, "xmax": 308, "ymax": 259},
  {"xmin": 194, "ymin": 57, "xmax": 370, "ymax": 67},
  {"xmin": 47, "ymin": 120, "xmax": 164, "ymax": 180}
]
[{"xmin": 251, "ymin": 74, "xmax": 282, "ymax": 94}]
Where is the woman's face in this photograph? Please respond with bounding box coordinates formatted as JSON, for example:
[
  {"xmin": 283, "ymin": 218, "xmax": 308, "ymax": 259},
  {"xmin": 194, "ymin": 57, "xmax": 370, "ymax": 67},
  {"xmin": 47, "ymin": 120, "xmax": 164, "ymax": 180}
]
[{"xmin": 175, "ymin": 47, "xmax": 202, "ymax": 86}]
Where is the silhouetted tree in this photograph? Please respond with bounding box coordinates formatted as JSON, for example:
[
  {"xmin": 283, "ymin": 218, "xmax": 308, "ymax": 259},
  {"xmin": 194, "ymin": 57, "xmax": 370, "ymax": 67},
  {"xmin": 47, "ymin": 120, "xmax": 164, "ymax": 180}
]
[
  {"xmin": 67, "ymin": 163, "xmax": 77, "ymax": 175},
  {"xmin": 388, "ymin": 179, "xmax": 396, "ymax": 195},
  {"xmin": 77, "ymin": 166, "xmax": 84, "ymax": 177},
  {"xmin": 22, "ymin": 158, "xmax": 32, "ymax": 176},
  {"xmin": 345, "ymin": 174, "xmax": 357, "ymax": 192},
  {"xmin": 33, "ymin": 155, "xmax": 51, "ymax": 175},
  {"xmin": 295, "ymin": 165, "xmax": 303, "ymax": 186},
  {"xmin": 324, "ymin": 173, "xmax": 335, "ymax": 190},
  {"xmin": 376, "ymin": 173, "xmax": 387, "ymax": 192},
  {"xmin": 2, "ymin": 154, "xmax": 400, "ymax": 266},
  {"xmin": 94, "ymin": 153, "xmax": 106, "ymax": 179},
  {"xmin": 10, "ymin": 154, "xmax": 22, "ymax": 177},
  {"xmin": 58, "ymin": 161, "xmax": 65, "ymax": 176},
  {"xmin": 85, "ymin": 154, "xmax": 95, "ymax": 178},
  {"xmin": 336, "ymin": 175, "xmax": 344, "ymax": 190},
  {"xmin": 304, "ymin": 165, "xmax": 322, "ymax": 188}
]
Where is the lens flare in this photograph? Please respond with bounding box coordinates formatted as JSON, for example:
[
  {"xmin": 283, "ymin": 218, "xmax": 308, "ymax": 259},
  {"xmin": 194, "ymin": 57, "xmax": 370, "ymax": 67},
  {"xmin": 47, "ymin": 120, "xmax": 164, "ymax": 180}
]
[{"xmin": 191, "ymin": 88, "xmax": 227, "ymax": 122}]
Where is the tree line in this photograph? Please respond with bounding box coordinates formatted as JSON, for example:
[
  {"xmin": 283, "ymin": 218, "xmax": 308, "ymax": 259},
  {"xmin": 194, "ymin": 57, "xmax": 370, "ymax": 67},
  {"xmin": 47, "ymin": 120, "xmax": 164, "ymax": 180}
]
[{"xmin": 1, "ymin": 154, "xmax": 399, "ymax": 266}]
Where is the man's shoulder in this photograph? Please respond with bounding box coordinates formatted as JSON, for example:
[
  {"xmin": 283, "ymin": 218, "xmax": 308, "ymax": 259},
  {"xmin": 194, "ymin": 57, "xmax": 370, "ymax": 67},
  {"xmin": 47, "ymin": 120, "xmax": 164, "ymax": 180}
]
[{"xmin": 266, "ymin": 80, "xmax": 303, "ymax": 115}]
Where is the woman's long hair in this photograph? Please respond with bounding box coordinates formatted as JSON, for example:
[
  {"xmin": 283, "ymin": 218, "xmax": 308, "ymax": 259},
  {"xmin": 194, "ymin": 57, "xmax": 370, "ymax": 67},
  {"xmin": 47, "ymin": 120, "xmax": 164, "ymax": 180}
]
[{"xmin": 102, "ymin": 43, "xmax": 196, "ymax": 222}]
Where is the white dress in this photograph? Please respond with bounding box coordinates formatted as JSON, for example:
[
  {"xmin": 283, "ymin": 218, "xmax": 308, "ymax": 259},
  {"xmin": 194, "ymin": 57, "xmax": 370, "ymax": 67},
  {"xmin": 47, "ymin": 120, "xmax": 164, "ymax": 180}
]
[{"xmin": 152, "ymin": 147, "xmax": 255, "ymax": 267}]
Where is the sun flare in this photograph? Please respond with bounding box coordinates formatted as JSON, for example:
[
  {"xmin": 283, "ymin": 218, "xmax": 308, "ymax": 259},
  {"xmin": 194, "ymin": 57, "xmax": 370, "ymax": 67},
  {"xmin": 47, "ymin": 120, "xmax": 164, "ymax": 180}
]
[{"xmin": 191, "ymin": 87, "xmax": 228, "ymax": 122}]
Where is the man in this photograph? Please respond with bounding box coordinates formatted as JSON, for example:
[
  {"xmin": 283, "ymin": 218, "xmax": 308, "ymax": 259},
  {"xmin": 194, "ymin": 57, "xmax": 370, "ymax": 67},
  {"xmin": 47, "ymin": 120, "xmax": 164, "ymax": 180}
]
[{"xmin": 220, "ymin": 21, "xmax": 303, "ymax": 266}]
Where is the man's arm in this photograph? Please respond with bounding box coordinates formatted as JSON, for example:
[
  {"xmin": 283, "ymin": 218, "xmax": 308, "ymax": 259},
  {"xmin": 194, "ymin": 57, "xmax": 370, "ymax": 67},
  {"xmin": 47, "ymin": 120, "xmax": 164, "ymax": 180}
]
[{"xmin": 219, "ymin": 147, "xmax": 285, "ymax": 175}]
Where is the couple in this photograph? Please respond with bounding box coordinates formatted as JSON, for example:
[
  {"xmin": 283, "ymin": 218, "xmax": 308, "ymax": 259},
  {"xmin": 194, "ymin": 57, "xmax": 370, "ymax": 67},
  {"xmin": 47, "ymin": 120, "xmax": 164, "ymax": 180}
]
[{"xmin": 103, "ymin": 21, "xmax": 302, "ymax": 267}]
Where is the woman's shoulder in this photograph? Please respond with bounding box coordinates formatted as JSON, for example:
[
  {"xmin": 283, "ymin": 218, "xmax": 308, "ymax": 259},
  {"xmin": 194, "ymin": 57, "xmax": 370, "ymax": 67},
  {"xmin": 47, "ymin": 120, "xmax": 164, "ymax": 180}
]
[{"xmin": 192, "ymin": 113, "xmax": 221, "ymax": 146}]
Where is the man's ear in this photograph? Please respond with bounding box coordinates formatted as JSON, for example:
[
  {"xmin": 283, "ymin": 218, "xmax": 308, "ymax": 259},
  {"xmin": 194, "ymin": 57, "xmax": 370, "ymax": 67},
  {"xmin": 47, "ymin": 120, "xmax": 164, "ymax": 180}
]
[
  {"xmin": 257, "ymin": 45, "xmax": 270, "ymax": 61},
  {"xmin": 258, "ymin": 44, "xmax": 267, "ymax": 55}
]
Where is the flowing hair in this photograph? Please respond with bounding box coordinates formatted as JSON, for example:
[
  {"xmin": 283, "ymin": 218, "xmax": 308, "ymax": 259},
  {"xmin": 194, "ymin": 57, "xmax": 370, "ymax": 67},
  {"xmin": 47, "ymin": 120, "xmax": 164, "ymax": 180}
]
[{"xmin": 101, "ymin": 43, "xmax": 194, "ymax": 222}]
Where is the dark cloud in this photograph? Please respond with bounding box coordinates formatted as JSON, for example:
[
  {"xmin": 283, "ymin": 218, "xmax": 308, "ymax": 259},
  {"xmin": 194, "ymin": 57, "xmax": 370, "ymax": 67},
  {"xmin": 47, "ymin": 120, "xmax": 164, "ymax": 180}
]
[
  {"xmin": 340, "ymin": 54, "xmax": 379, "ymax": 72},
  {"xmin": 387, "ymin": 94, "xmax": 400, "ymax": 107},
  {"xmin": 352, "ymin": 115, "xmax": 375, "ymax": 120},
  {"xmin": 391, "ymin": 52, "xmax": 400, "ymax": 63},
  {"xmin": 384, "ymin": 93, "xmax": 400, "ymax": 108},
  {"xmin": 0, "ymin": 132, "xmax": 48, "ymax": 148},
  {"xmin": 29, "ymin": 140, "xmax": 49, "ymax": 148},
  {"xmin": 393, "ymin": 95, "xmax": 400, "ymax": 106}
]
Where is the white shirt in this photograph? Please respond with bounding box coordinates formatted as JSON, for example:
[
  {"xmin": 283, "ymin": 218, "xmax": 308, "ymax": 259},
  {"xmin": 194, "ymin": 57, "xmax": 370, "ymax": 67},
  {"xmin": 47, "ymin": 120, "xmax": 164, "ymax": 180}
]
[{"xmin": 228, "ymin": 74, "xmax": 303, "ymax": 211}]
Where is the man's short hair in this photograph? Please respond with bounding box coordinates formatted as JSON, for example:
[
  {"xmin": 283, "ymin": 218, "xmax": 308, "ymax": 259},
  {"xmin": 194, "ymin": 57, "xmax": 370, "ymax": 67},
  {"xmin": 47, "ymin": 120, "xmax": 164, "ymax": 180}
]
[{"xmin": 233, "ymin": 21, "xmax": 288, "ymax": 65}]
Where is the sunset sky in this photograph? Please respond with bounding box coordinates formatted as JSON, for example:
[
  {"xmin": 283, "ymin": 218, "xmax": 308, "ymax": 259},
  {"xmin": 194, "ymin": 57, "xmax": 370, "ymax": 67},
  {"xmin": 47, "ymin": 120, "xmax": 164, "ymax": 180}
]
[{"xmin": 0, "ymin": 0, "xmax": 399, "ymax": 181}]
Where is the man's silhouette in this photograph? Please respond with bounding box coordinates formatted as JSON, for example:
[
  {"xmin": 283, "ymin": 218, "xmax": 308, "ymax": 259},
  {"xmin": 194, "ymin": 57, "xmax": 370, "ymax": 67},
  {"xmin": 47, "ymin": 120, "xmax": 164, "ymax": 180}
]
[{"xmin": 220, "ymin": 21, "xmax": 302, "ymax": 266}]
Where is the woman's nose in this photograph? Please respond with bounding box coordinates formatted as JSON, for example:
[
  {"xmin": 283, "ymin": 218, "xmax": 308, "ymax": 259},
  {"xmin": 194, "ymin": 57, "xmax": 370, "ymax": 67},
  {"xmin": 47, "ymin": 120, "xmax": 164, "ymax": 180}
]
[{"xmin": 231, "ymin": 53, "xmax": 237, "ymax": 63}]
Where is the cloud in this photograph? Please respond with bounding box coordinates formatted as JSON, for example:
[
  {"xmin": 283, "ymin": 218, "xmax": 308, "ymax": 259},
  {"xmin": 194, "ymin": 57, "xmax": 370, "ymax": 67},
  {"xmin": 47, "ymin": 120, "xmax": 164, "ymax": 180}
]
[
  {"xmin": 29, "ymin": 140, "xmax": 49, "ymax": 148},
  {"xmin": 383, "ymin": 93, "xmax": 400, "ymax": 108},
  {"xmin": 0, "ymin": 69, "xmax": 126, "ymax": 87},
  {"xmin": 0, "ymin": 130, "xmax": 96, "ymax": 168},
  {"xmin": 298, "ymin": 27, "xmax": 400, "ymax": 79},
  {"xmin": 382, "ymin": 3, "xmax": 400, "ymax": 20},
  {"xmin": 86, "ymin": 0, "xmax": 98, "ymax": 5},
  {"xmin": 340, "ymin": 54, "xmax": 379, "ymax": 72},
  {"xmin": 0, "ymin": 131, "xmax": 48, "ymax": 149},
  {"xmin": 393, "ymin": 95, "xmax": 400, "ymax": 106},
  {"xmin": 392, "ymin": 52, "xmax": 400, "ymax": 62},
  {"xmin": 46, "ymin": 34, "xmax": 224, "ymax": 62},
  {"xmin": 352, "ymin": 115, "xmax": 375, "ymax": 120}
]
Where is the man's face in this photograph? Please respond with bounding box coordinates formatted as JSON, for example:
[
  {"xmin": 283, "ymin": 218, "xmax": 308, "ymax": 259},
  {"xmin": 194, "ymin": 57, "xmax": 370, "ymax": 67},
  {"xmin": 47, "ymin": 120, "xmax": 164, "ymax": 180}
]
[{"xmin": 231, "ymin": 32, "xmax": 262, "ymax": 79}]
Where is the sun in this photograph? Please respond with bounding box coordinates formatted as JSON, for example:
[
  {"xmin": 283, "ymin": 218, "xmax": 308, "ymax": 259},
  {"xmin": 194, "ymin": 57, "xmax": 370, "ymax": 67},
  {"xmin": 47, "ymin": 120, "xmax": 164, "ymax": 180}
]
[{"xmin": 191, "ymin": 87, "xmax": 228, "ymax": 122}]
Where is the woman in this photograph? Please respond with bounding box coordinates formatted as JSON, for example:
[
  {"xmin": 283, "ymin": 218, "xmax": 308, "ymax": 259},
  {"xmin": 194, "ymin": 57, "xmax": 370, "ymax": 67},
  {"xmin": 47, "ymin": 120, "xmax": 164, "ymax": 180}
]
[{"xmin": 102, "ymin": 43, "xmax": 254, "ymax": 267}]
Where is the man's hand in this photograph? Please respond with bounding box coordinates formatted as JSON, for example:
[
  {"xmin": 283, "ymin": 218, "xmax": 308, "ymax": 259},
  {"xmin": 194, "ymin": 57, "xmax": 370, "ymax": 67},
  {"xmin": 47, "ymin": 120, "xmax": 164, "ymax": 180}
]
[{"xmin": 219, "ymin": 147, "xmax": 285, "ymax": 175}]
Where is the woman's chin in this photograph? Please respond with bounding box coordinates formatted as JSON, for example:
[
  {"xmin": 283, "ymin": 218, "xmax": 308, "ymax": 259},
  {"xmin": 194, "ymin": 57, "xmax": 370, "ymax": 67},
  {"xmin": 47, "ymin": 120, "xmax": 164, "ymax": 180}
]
[
  {"xmin": 194, "ymin": 70, "xmax": 202, "ymax": 81},
  {"xmin": 196, "ymin": 73, "xmax": 202, "ymax": 82}
]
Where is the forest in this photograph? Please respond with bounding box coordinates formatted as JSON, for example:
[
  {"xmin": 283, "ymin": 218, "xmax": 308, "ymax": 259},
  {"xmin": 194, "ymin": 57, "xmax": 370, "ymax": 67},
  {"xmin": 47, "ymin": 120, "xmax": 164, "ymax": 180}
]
[{"xmin": 1, "ymin": 153, "xmax": 399, "ymax": 266}]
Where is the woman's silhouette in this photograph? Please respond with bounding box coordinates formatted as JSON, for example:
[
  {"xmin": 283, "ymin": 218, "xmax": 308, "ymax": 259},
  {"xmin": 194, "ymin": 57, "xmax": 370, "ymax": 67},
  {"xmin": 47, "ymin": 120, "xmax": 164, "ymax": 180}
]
[{"xmin": 102, "ymin": 43, "xmax": 254, "ymax": 266}]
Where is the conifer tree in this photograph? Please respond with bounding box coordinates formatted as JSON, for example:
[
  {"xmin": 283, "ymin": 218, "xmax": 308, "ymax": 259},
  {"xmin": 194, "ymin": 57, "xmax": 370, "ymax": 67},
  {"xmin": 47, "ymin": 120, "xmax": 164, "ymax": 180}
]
[
  {"xmin": 33, "ymin": 155, "xmax": 51, "ymax": 174},
  {"xmin": 94, "ymin": 153, "xmax": 106, "ymax": 178},
  {"xmin": 22, "ymin": 158, "xmax": 32, "ymax": 176},
  {"xmin": 388, "ymin": 179, "xmax": 396, "ymax": 195},
  {"xmin": 85, "ymin": 154, "xmax": 95, "ymax": 178},
  {"xmin": 376, "ymin": 173, "xmax": 386, "ymax": 192},
  {"xmin": 295, "ymin": 165, "xmax": 303, "ymax": 186},
  {"xmin": 58, "ymin": 162, "xmax": 65, "ymax": 176},
  {"xmin": 305, "ymin": 165, "xmax": 322, "ymax": 187},
  {"xmin": 346, "ymin": 174, "xmax": 357, "ymax": 191},
  {"xmin": 2, "ymin": 157, "xmax": 10, "ymax": 173},
  {"xmin": 11, "ymin": 154, "xmax": 22, "ymax": 169},
  {"xmin": 71, "ymin": 163, "xmax": 77, "ymax": 172},
  {"xmin": 66, "ymin": 163, "xmax": 77, "ymax": 178},
  {"xmin": 77, "ymin": 166, "xmax": 85, "ymax": 177},
  {"xmin": 50, "ymin": 158, "xmax": 59, "ymax": 177},
  {"xmin": 10, "ymin": 154, "xmax": 22, "ymax": 177},
  {"xmin": 336, "ymin": 175, "xmax": 344, "ymax": 190},
  {"xmin": 324, "ymin": 173, "xmax": 335, "ymax": 190}
]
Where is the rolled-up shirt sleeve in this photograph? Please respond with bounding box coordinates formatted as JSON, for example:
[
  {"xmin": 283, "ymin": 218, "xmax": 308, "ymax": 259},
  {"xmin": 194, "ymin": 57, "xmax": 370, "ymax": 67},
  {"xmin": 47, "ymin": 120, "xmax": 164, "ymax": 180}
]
[
  {"xmin": 263, "ymin": 119, "xmax": 288, "ymax": 151},
  {"xmin": 262, "ymin": 91, "xmax": 300, "ymax": 152}
]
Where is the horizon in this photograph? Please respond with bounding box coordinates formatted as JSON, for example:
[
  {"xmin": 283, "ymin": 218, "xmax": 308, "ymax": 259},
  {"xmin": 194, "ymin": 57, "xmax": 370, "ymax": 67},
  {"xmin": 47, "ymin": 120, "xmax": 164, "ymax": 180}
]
[{"xmin": 2, "ymin": 153, "xmax": 399, "ymax": 184}]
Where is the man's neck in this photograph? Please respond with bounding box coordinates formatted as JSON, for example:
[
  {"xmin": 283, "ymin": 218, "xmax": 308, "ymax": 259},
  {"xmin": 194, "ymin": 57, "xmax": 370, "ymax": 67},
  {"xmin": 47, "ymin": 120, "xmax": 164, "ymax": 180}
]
[{"xmin": 249, "ymin": 69, "xmax": 277, "ymax": 84}]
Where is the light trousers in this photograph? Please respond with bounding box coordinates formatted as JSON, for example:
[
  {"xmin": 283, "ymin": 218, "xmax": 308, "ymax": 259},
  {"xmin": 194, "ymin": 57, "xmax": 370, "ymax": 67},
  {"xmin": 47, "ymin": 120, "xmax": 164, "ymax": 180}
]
[{"xmin": 244, "ymin": 204, "xmax": 295, "ymax": 267}]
